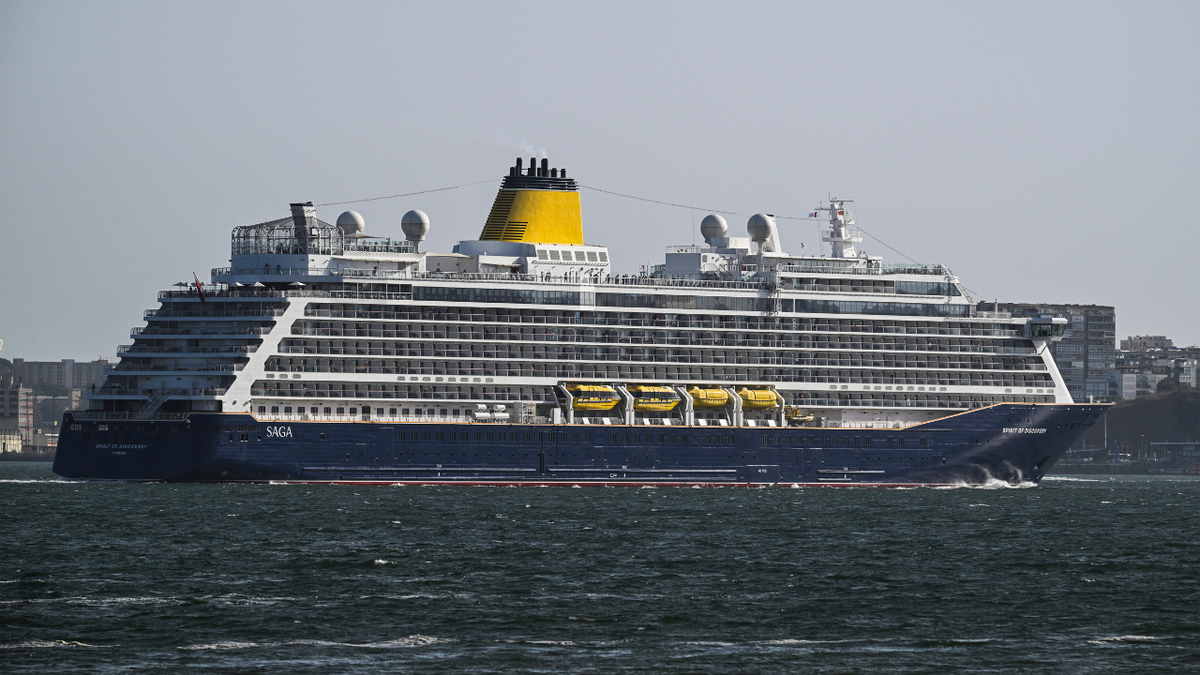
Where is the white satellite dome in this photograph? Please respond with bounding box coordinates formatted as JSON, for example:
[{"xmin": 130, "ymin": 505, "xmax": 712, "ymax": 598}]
[
  {"xmin": 336, "ymin": 211, "xmax": 365, "ymax": 237},
  {"xmin": 700, "ymin": 214, "xmax": 728, "ymax": 244},
  {"xmin": 401, "ymin": 209, "xmax": 430, "ymax": 242},
  {"xmin": 747, "ymin": 213, "xmax": 775, "ymax": 243}
]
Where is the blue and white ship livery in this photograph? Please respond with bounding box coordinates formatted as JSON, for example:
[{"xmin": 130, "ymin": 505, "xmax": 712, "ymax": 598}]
[{"xmin": 54, "ymin": 157, "xmax": 1106, "ymax": 485}]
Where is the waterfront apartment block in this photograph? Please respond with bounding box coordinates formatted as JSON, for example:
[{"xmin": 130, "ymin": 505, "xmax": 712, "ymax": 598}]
[
  {"xmin": 1116, "ymin": 335, "xmax": 1199, "ymax": 396},
  {"xmin": 11, "ymin": 358, "xmax": 113, "ymax": 390},
  {"xmin": 988, "ymin": 303, "xmax": 1116, "ymax": 402},
  {"xmin": 0, "ymin": 376, "xmax": 35, "ymax": 444}
]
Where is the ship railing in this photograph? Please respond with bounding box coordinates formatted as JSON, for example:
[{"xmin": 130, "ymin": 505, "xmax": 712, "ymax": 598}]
[
  {"xmin": 969, "ymin": 311, "xmax": 1014, "ymax": 320},
  {"xmin": 69, "ymin": 411, "xmax": 192, "ymax": 421},
  {"xmin": 133, "ymin": 327, "xmax": 270, "ymax": 337},
  {"xmin": 146, "ymin": 308, "xmax": 284, "ymax": 319},
  {"xmin": 769, "ymin": 261, "xmax": 951, "ymax": 276},
  {"xmin": 87, "ymin": 387, "xmax": 228, "ymax": 398},
  {"xmin": 215, "ymin": 266, "xmax": 774, "ymax": 291},
  {"xmin": 159, "ymin": 288, "xmax": 291, "ymax": 300},
  {"xmin": 112, "ymin": 363, "xmax": 245, "ymax": 373},
  {"xmin": 163, "ymin": 287, "xmax": 415, "ymax": 302},
  {"xmin": 117, "ymin": 345, "xmax": 257, "ymax": 355}
]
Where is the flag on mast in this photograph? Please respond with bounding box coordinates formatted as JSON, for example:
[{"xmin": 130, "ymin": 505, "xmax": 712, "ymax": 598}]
[{"xmin": 193, "ymin": 272, "xmax": 206, "ymax": 303}]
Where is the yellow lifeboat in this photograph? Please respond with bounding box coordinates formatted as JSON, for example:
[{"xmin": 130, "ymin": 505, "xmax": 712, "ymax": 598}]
[
  {"xmin": 737, "ymin": 387, "xmax": 778, "ymax": 410},
  {"xmin": 785, "ymin": 406, "xmax": 815, "ymax": 425},
  {"xmin": 687, "ymin": 387, "xmax": 729, "ymax": 408},
  {"xmin": 565, "ymin": 384, "xmax": 621, "ymax": 411},
  {"xmin": 628, "ymin": 385, "xmax": 681, "ymax": 411}
]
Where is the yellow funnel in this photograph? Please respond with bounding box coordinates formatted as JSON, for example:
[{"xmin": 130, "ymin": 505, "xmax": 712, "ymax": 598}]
[{"xmin": 479, "ymin": 158, "xmax": 583, "ymax": 245}]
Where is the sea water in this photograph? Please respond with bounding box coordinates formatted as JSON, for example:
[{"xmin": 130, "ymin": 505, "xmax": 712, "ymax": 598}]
[{"xmin": 2, "ymin": 462, "xmax": 1197, "ymax": 673}]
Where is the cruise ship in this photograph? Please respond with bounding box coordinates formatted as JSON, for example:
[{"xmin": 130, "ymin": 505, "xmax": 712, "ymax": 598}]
[{"xmin": 53, "ymin": 157, "xmax": 1107, "ymax": 485}]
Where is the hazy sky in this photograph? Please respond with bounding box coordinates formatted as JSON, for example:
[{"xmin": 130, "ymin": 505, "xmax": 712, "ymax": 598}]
[{"xmin": 1, "ymin": 1, "xmax": 1197, "ymax": 362}]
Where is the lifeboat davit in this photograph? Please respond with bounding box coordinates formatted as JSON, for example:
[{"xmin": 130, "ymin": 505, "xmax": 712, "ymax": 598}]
[
  {"xmin": 737, "ymin": 387, "xmax": 778, "ymax": 410},
  {"xmin": 687, "ymin": 387, "xmax": 729, "ymax": 408},
  {"xmin": 629, "ymin": 385, "xmax": 681, "ymax": 411},
  {"xmin": 565, "ymin": 384, "xmax": 621, "ymax": 411}
]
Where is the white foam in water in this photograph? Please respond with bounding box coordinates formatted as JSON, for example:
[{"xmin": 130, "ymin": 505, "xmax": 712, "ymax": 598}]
[
  {"xmin": 0, "ymin": 640, "xmax": 98, "ymax": 649},
  {"xmin": 374, "ymin": 559, "xmax": 396, "ymax": 565},
  {"xmin": 1042, "ymin": 476, "xmax": 1101, "ymax": 482},
  {"xmin": 283, "ymin": 635, "xmax": 446, "ymax": 648},
  {"xmin": 180, "ymin": 641, "xmax": 265, "ymax": 651},
  {"xmin": 1089, "ymin": 635, "xmax": 1158, "ymax": 644}
]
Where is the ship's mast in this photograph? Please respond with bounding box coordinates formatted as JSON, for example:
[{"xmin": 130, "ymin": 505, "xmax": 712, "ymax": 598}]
[{"xmin": 817, "ymin": 199, "xmax": 863, "ymax": 258}]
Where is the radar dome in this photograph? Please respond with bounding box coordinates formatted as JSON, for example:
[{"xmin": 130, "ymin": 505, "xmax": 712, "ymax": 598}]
[
  {"xmin": 747, "ymin": 213, "xmax": 775, "ymax": 243},
  {"xmin": 401, "ymin": 209, "xmax": 430, "ymax": 242},
  {"xmin": 700, "ymin": 214, "xmax": 728, "ymax": 244},
  {"xmin": 337, "ymin": 211, "xmax": 365, "ymax": 237}
]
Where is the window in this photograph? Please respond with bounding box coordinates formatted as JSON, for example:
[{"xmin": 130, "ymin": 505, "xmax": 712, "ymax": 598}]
[
  {"xmin": 350, "ymin": 408, "xmax": 358, "ymax": 414},
  {"xmin": 337, "ymin": 407, "xmax": 345, "ymax": 414},
  {"xmin": 258, "ymin": 406, "xmax": 266, "ymax": 413},
  {"xmin": 271, "ymin": 406, "xmax": 279, "ymax": 414},
  {"xmin": 920, "ymin": 437, "xmax": 928, "ymax": 447},
  {"xmin": 854, "ymin": 436, "xmax": 861, "ymax": 446},
  {"xmin": 283, "ymin": 407, "xmax": 292, "ymax": 413},
  {"xmin": 865, "ymin": 437, "xmax": 872, "ymax": 446}
]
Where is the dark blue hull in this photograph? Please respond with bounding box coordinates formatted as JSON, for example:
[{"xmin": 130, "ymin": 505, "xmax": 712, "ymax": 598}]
[{"xmin": 53, "ymin": 404, "xmax": 1106, "ymax": 486}]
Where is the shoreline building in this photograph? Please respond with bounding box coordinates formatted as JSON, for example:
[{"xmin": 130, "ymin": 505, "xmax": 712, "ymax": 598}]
[
  {"xmin": 1116, "ymin": 335, "xmax": 1200, "ymax": 397},
  {"xmin": 1, "ymin": 375, "xmax": 34, "ymax": 448},
  {"xmin": 11, "ymin": 358, "xmax": 113, "ymax": 390},
  {"xmin": 984, "ymin": 303, "xmax": 1116, "ymax": 402}
]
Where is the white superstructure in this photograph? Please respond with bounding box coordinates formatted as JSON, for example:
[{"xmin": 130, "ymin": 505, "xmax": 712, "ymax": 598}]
[{"xmin": 84, "ymin": 163, "xmax": 1070, "ymax": 431}]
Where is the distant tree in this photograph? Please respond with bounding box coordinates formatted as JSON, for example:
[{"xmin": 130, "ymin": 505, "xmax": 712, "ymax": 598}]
[{"xmin": 1156, "ymin": 377, "xmax": 1179, "ymax": 393}]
